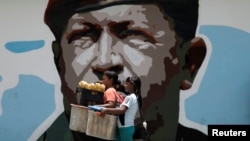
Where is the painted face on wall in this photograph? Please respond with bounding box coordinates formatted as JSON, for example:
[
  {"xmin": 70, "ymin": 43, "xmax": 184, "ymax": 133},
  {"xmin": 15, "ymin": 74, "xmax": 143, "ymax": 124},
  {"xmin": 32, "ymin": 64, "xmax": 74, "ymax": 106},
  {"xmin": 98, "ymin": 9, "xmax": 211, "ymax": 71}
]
[
  {"xmin": 60, "ymin": 4, "xmax": 179, "ymax": 100},
  {"xmin": 54, "ymin": 2, "xmax": 206, "ymax": 140}
]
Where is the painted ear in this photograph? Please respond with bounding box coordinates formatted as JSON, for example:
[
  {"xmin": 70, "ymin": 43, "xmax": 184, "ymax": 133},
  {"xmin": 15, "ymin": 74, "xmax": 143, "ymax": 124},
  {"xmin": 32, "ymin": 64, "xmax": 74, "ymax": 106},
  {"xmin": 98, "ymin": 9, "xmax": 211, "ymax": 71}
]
[
  {"xmin": 181, "ymin": 37, "xmax": 207, "ymax": 90},
  {"xmin": 52, "ymin": 41, "xmax": 62, "ymax": 72},
  {"xmin": 52, "ymin": 41, "xmax": 60, "ymax": 59}
]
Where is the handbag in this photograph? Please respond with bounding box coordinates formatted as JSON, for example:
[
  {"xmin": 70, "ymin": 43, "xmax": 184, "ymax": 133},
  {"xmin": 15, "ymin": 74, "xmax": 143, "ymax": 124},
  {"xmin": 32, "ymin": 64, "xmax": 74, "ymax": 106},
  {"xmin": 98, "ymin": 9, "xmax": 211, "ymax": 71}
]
[
  {"xmin": 133, "ymin": 122, "xmax": 148, "ymax": 139},
  {"xmin": 133, "ymin": 95, "xmax": 148, "ymax": 139}
]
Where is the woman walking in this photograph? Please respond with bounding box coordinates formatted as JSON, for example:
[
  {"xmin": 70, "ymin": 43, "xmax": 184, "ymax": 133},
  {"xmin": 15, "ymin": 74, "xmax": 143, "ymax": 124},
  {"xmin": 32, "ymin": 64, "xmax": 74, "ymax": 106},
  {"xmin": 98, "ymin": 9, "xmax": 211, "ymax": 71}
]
[{"xmin": 99, "ymin": 76, "xmax": 142, "ymax": 141}]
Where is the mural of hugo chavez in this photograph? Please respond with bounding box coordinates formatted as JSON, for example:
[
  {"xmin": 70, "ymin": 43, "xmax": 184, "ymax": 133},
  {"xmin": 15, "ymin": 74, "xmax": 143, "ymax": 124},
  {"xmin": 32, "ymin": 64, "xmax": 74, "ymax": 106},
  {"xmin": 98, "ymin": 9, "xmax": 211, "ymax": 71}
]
[{"xmin": 44, "ymin": 0, "xmax": 207, "ymax": 140}]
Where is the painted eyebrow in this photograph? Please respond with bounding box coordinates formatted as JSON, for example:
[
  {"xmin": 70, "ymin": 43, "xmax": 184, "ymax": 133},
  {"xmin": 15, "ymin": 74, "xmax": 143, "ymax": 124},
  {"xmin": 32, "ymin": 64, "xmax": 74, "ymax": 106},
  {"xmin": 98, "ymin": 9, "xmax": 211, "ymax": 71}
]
[
  {"xmin": 67, "ymin": 22, "xmax": 102, "ymax": 44},
  {"xmin": 109, "ymin": 21, "xmax": 157, "ymax": 43},
  {"xmin": 5, "ymin": 40, "xmax": 44, "ymax": 53}
]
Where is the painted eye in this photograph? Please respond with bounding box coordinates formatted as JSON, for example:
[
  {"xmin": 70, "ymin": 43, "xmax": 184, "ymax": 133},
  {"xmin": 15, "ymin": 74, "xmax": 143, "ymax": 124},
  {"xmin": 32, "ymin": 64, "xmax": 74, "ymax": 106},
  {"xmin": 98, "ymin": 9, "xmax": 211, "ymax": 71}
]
[
  {"xmin": 67, "ymin": 22, "xmax": 102, "ymax": 48},
  {"xmin": 109, "ymin": 21, "xmax": 156, "ymax": 44}
]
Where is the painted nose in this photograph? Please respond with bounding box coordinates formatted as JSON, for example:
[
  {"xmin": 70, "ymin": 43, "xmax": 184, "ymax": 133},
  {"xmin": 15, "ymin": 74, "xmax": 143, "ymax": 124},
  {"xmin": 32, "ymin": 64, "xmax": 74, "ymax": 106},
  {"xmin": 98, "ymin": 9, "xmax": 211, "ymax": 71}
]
[
  {"xmin": 99, "ymin": 27, "xmax": 113, "ymax": 63},
  {"xmin": 92, "ymin": 27, "xmax": 123, "ymax": 79}
]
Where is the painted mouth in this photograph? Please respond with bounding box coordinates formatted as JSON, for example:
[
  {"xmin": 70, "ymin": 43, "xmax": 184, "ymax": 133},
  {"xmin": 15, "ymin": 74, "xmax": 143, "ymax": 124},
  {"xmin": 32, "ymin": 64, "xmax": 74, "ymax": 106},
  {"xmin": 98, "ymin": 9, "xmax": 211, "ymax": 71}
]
[{"xmin": 92, "ymin": 64, "xmax": 124, "ymax": 80}]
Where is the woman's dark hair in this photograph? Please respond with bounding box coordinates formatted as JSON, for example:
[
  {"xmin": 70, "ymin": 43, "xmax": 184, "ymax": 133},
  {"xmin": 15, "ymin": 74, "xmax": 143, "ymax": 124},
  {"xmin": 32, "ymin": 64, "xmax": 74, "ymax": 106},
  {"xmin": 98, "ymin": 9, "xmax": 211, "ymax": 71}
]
[
  {"xmin": 126, "ymin": 76, "xmax": 142, "ymax": 107},
  {"xmin": 103, "ymin": 71, "xmax": 119, "ymax": 86},
  {"xmin": 126, "ymin": 76, "xmax": 141, "ymax": 93}
]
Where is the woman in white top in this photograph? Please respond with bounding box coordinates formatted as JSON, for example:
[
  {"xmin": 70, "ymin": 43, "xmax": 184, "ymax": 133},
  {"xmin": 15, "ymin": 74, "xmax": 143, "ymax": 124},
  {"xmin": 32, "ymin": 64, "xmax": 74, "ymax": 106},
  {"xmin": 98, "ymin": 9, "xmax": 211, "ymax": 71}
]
[{"xmin": 100, "ymin": 76, "xmax": 141, "ymax": 141}]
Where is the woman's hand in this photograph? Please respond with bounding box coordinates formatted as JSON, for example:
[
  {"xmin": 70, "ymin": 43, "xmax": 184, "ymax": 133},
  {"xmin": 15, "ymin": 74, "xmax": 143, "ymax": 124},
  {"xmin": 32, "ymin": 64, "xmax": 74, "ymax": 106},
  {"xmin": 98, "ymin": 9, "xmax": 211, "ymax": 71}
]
[{"xmin": 99, "ymin": 107, "xmax": 108, "ymax": 116}]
